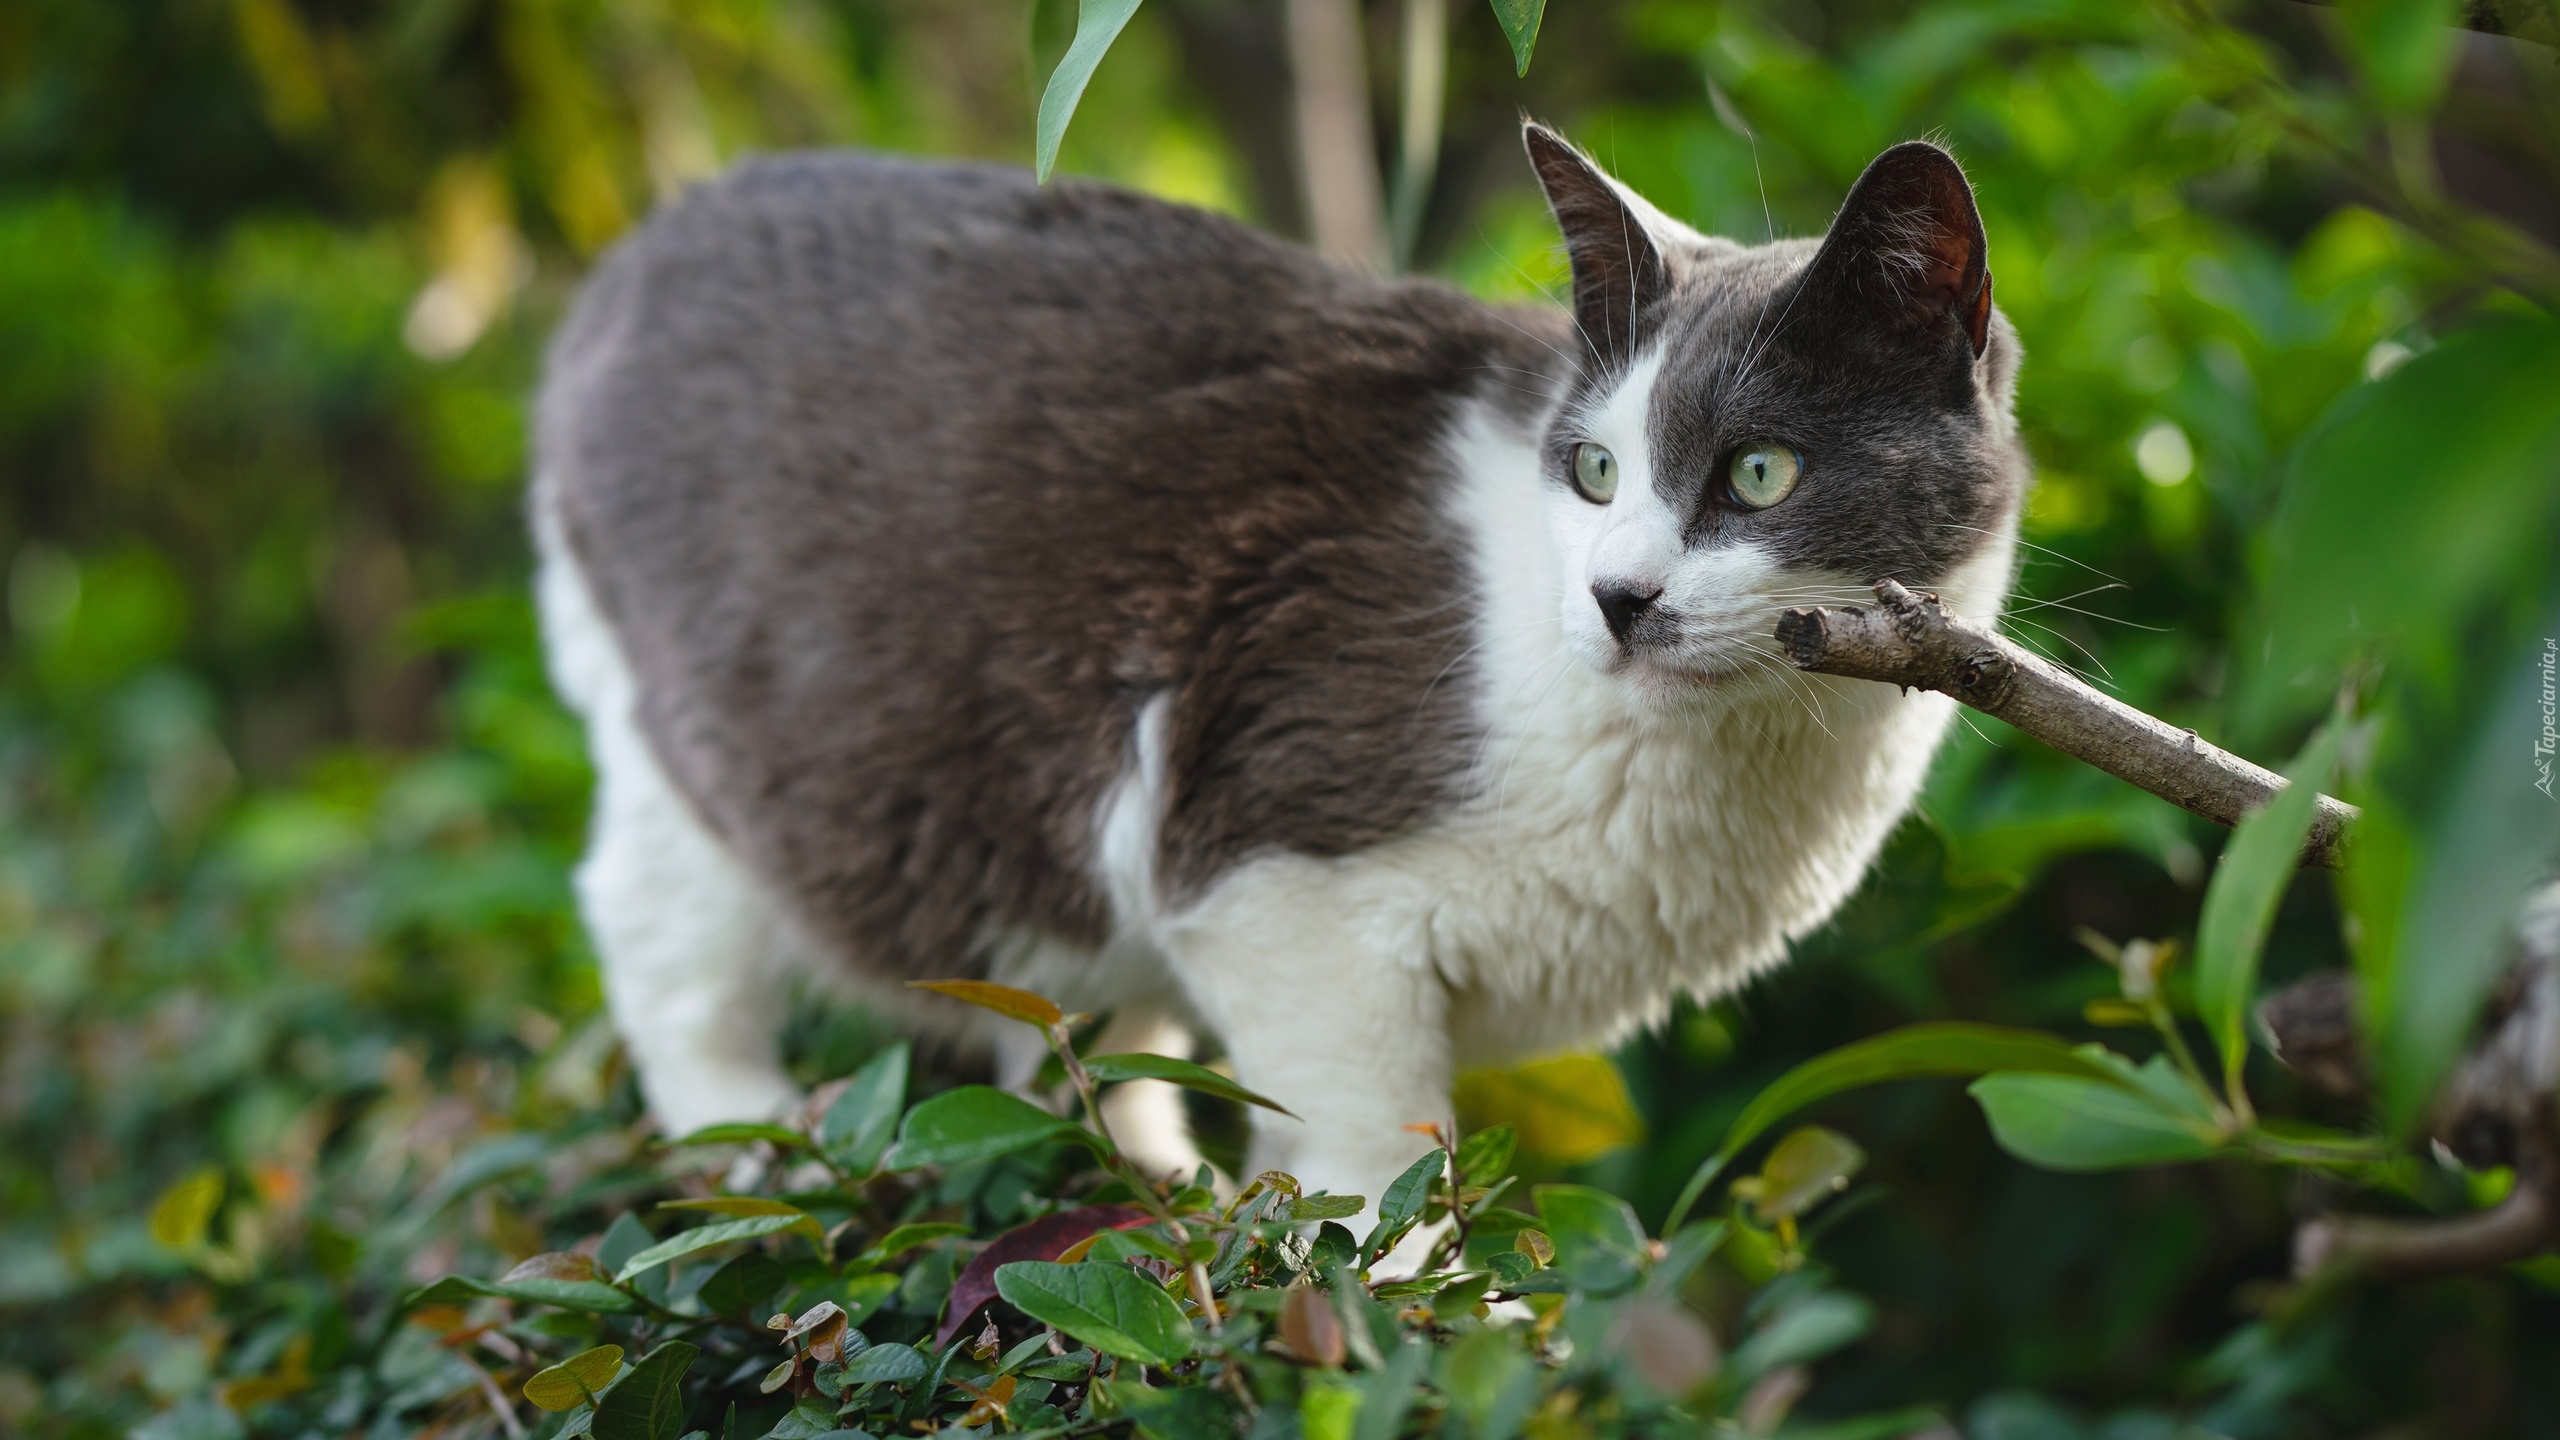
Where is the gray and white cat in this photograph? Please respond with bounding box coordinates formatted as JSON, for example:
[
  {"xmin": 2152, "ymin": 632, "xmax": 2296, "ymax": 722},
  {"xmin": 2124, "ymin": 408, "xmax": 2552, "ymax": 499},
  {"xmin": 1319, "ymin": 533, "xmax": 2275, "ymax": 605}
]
[{"xmin": 532, "ymin": 124, "xmax": 2026, "ymax": 1209}]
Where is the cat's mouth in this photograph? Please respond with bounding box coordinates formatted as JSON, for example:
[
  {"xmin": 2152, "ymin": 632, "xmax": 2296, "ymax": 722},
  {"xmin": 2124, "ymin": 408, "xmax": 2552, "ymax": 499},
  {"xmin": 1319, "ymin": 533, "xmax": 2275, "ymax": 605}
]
[{"xmin": 1605, "ymin": 623, "xmax": 1791, "ymax": 696}]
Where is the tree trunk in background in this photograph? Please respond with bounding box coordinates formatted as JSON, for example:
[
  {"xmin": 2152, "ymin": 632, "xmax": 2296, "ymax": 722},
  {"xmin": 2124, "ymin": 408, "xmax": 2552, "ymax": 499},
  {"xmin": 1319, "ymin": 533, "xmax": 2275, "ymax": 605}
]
[
  {"xmin": 1284, "ymin": 0, "xmax": 1387, "ymax": 271},
  {"xmin": 1389, "ymin": 0, "xmax": 1447, "ymax": 270}
]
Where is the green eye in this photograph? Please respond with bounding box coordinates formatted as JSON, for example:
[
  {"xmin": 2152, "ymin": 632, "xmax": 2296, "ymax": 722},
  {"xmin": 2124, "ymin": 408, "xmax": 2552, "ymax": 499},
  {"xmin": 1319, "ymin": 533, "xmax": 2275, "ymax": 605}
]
[
  {"xmin": 1728, "ymin": 443, "xmax": 1803, "ymax": 508},
  {"xmin": 1571, "ymin": 442, "xmax": 1618, "ymax": 503}
]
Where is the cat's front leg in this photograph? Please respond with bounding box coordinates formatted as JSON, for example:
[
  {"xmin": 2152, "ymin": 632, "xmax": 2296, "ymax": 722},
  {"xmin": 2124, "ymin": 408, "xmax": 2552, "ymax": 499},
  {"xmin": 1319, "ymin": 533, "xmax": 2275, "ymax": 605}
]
[{"xmin": 1161, "ymin": 855, "xmax": 1451, "ymax": 1229}]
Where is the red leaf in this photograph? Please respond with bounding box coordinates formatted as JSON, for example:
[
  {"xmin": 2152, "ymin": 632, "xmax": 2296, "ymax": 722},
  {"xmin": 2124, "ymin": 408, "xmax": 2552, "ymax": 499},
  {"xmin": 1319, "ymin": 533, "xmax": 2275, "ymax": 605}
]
[{"xmin": 936, "ymin": 1204, "xmax": 1151, "ymax": 1346}]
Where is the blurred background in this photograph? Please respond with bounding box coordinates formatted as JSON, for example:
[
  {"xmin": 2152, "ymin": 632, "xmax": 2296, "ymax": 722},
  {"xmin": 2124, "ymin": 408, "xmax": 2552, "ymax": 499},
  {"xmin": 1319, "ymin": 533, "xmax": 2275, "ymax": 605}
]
[{"xmin": 3, "ymin": 0, "xmax": 2558, "ymax": 1435}]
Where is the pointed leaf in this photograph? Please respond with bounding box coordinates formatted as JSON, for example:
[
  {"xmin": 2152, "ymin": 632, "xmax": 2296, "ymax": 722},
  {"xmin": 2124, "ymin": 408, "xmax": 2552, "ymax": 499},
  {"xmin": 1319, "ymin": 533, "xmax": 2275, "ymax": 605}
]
[
  {"xmin": 820, "ymin": 1044, "xmax": 910, "ymax": 1175},
  {"xmin": 2195, "ymin": 715, "xmax": 2345, "ymax": 1087},
  {"xmin": 1487, "ymin": 0, "xmax": 1546, "ymax": 75},
  {"xmin": 1666, "ymin": 1022, "xmax": 2123, "ymax": 1230},
  {"xmin": 1968, "ymin": 1073, "xmax": 2224, "ymax": 1171},
  {"xmin": 1361, "ymin": 1150, "xmax": 1447, "ymax": 1259},
  {"xmin": 1032, "ymin": 0, "xmax": 1147, "ymax": 181},
  {"xmin": 404, "ymin": 1274, "xmax": 640, "ymax": 1315},
  {"xmin": 907, "ymin": 980, "xmax": 1064, "ymax": 1029},
  {"xmin": 1532, "ymin": 1185, "xmax": 1648, "ymax": 1294},
  {"xmin": 589, "ymin": 1342, "xmax": 698, "ymax": 1440},
  {"xmin": 883, "ymin": 1086, "xmax": 1088, "ymax": 1171},
  {"xmin": 1454, "ymin": 1125, "xmax": 1517, "ymax": 1186},
  {"xmin": 660, "ymin": 1123, "xmax": 807, "ymax": 1150},
  {"xmin": 614, "ymin": 1214, "xmax": 805, "ymax": 1284},
  {"xmin": 1083, "ymin": 1053, "xmax": 1296, "ymax": 1115},
  {"xmin": 994, "ymin": 1260, "xmax": 1194, "ymax": 1367}
]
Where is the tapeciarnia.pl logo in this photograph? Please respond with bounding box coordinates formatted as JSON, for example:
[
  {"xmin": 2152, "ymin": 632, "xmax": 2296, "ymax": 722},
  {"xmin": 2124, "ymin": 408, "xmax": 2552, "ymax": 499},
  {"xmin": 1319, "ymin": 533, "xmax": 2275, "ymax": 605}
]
[{"xmin": 2539, "ymin": 637, "xmax": 2557, "ymax": 799}]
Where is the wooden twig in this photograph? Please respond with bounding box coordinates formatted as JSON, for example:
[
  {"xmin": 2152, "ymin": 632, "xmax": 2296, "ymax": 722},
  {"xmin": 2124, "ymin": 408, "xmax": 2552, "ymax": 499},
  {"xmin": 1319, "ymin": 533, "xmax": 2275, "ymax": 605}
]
[
  {"xmin": 1776, "ymin": 579, "xmax": 2357, "ymax": 866},
  {"xmin": 2262, "ymin": 885, "xmax": 2560, "ymax": 1279}
]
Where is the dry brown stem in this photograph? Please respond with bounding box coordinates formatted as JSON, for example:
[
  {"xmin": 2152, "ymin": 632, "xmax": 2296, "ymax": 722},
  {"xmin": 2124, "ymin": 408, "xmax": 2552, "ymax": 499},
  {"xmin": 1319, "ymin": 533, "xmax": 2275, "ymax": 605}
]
[{"xmin": 1776, "ymin": 579, "xmax": 2357, "ymax": 866}]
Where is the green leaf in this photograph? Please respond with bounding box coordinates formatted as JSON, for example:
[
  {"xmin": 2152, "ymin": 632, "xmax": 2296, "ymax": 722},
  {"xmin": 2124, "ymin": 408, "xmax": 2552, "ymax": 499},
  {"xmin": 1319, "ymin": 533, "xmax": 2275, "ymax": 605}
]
[
  {"xmin": 871, "ymin": 1222, "xmax": 970, "ymax": 1259},
  {"xmin": 1487, "ymin": 0, "xmax": 1547, "ymax": 75},
  {"xmin": 883, "ymin": 1086, "xmax": 1088, "ymax": 1171},
  {"xmin": 820, "ymin": 1043, "xmax": 910, "ymax": 1176},
  {"xmin": 524, "ymin": 1345, "xmax": 625, "ymax": 1412},
  {"xmin": 2194, "ymin": 713, "xmax": 2345, "ymax": 1093},
  {"xmin": 1082, "ymin": 1053, "xmax": 1296, "ymax": 1115},
  {"xmin": 1362, "ymin": 1150, "xmax": 1446, "ymax": 1259},
  {"xmin": 760, "ymin": 1400, "xmax": 842, "ymax": 1440},
  {"xmin": 1282, "ymin": 1194, "xmax": 1366, "ymax": 1224},
  {"xmin": 1724, "ymin": 1293, "xmax": 1874, "ymax": 1388},
  {"xmin": 2247, "ymin": 315, "xmax": 2560, "ymax": 732},
  {"xmin": 994, "ymin": 1260, "xmax": 1194, "ymax": 1367},
  {"xmin": 404, "ymin": 1274, "xmax": 641, "ymax": 1315},
  {"xmin": 836, "ymin": 1342, "xmax": 928, "ymax": 1386},
  {"xmin": 697, "ymin": 1252, "xmax": 787, "ymax": 1319},
  {"xmin": 590, "ymin": 1342, "xmax": 699, "ymax": 1440},
  {"xmin": 1667, "ymin": 1023, "xmax": 2121, "ymax": 1229},
  {"xmin": 1738, "ymin": 1127, "xmax": 1865, "ymax": 1224},
  {"xmin": 660, "ymin": 1123, "xmax": 807, "ymax": 1149},
  {"xmin": 1454, "ymin": 1124, "xmax": 1517, "ymax": 1186},
  {"xmin": 1032, "ymin": 0, "xmax": 1146, "ymax": 182},
  {"xmin": 148, "ymin": 1166, "xmax": 223, "ymax": 1249},
  {"xmin": 2368, "ymin": 618, "xmax": 2560, "ymax": 1132},
  {"xmin": 1968, "ymin": 1073, "xmax": 2224, "ymax": 1171},
  {"xmin": 1532, "ymin": 1185, "xmax": 1648, "ymax": 1294},
  {"xmin": 614, "ymin": 1214, "xmax": 805, "ymax": 1284}
]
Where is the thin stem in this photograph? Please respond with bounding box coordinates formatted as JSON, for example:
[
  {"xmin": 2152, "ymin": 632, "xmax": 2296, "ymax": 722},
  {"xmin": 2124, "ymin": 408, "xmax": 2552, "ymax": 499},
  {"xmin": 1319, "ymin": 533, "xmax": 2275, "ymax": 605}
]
[{"xmin": 1045, "ymin": 1018, "xmax": 1222, "ymax": 1331}]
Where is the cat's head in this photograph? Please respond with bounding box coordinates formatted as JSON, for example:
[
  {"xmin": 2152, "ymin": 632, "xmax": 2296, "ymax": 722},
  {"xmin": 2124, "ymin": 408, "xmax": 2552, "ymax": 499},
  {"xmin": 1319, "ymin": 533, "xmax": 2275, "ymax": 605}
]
[{"xmin": 1522, "ymin": 123, "xmax": 2026, "ymax": 701}]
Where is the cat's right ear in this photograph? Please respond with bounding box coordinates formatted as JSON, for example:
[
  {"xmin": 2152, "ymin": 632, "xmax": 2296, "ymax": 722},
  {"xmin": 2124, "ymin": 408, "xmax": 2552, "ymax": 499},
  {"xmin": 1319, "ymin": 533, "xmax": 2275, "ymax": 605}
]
[{"xmin": 1525, "ymin": 122, "xmax": 1673, "ymax": 373}]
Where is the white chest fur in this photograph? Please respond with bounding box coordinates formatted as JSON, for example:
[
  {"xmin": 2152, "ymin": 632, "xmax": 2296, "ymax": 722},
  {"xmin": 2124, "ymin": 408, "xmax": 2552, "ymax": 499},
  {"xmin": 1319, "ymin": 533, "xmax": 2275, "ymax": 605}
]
[{"xmin": 1185, "ymin": 396, "xmax": 2009, "ymax": 1067}]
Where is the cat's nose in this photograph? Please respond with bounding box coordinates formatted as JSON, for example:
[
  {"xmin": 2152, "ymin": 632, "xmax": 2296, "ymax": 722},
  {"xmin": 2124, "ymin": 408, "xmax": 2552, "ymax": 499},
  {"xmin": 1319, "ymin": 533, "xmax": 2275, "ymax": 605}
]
[{"xmin": 1592, "ymin": 581, "xmax": 1662, "ymax": 645}]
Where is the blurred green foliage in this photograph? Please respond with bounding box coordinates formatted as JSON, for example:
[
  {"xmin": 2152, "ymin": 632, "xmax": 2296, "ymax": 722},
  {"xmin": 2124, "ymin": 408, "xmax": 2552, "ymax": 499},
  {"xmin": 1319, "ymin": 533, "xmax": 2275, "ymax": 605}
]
[{"xmin": 4, "ymin": 0, "xmax": 2558, "ymax": 1436}]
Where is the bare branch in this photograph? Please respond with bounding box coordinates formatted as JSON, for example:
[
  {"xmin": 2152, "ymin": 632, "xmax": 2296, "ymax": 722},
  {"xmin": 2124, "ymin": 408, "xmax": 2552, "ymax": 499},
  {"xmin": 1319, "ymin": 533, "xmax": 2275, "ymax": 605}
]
[
  {"xmin": 2263, "ymin": 885, "xmax": 2560, "ymax": 1279},
  {"xmin": 1777, "ymin": 579, "xmax": 2356, "ymax": 866}
]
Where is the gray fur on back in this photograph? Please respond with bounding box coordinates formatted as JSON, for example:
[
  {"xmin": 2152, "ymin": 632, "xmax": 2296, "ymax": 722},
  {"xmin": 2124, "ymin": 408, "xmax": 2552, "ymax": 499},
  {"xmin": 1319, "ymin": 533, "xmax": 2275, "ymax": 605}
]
[{"xmin": 538, "ymin": 152, "xmax": 1570, "ymax": 980}]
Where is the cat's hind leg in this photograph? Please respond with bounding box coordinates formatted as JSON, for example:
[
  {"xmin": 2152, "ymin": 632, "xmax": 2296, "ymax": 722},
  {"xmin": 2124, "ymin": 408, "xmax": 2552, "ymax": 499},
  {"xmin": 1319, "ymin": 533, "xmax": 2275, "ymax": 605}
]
[{"xmin": 537, "ymin": 494, "xmax": 800, "ymax": 1136}]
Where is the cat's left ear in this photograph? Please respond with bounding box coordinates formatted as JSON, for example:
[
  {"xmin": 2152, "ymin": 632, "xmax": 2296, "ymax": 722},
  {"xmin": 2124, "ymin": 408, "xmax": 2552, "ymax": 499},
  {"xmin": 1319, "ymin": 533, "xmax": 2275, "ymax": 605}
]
[
  {"xmin": 1524, "ymin": 122, "xmax": 1684, "ymax": 372},
  {"xmin": 1805, "ymin": 140, "xmax": 1994, "ymax": 357}
]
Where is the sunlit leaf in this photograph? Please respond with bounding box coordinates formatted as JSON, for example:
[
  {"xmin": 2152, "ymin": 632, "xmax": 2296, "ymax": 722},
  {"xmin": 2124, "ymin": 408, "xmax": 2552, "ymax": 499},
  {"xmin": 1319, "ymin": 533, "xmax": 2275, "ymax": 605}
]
[
  {"xmin": 1741, "ymin": 1127, "xmax": 1866, "ymax": 1224},
  {"xmin": 149, "ymin": 1167, "xmax": 223, "ymax": 1250},
  {"xmin": 906, "ymin": 979, "xmax": 1065, "ymax": 1028},
  {"xmin": 1454, "ymin": 1054, "xmax": 1644, "ymax": 1166},
  {"xmin": 522, "ymin": 1345, "xmax": 623, "ymax": 1412}
]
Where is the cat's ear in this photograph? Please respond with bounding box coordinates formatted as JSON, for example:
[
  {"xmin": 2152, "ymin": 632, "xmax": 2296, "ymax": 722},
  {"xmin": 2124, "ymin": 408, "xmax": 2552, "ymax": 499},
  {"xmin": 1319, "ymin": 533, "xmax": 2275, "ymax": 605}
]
[
  {"xmin": 1804, "ymin": 140, "xmax": 1993, "ymax": 357},
  {"xmin": 1524, "ymin": 122, "xmax": 1677, "ymax": 371}
]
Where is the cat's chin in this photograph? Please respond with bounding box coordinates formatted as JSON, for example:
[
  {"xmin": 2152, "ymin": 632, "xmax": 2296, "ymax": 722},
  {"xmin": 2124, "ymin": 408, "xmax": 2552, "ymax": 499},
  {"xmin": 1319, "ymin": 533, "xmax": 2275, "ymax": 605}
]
[{"xmin": 1603, "ymin": 650, "xmax": 1757, "ymax": 706}]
